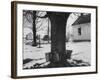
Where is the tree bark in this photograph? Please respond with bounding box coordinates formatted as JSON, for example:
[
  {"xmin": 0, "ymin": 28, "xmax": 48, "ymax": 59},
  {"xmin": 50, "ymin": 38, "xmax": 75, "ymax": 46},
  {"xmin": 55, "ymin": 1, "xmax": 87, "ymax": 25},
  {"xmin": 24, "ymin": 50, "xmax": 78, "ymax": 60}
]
[
  {"xmin": 32, "ymin": 11, "xmax": 37, "ymax": 46},
  {"xmin": 48, "ymin": 12, "xmax": 70, "ymax": 66}
]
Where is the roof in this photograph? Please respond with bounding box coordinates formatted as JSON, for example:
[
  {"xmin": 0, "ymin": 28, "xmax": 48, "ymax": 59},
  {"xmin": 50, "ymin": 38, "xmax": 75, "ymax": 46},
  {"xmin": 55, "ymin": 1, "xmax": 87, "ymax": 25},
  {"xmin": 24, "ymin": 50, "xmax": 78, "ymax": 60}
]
[{"xmin": 72, "ymin": 14, "xmax": 91, "ymax": 26}]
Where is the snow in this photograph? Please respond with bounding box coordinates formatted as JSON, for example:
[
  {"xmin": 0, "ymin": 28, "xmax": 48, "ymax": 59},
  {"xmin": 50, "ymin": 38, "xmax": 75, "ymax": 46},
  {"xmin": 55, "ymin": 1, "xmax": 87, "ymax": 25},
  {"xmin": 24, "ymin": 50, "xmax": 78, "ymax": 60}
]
[
  {"xmin": 23, "ymin": 42, "xmax": 51, "ymax": 60},
  {"xmin": 66, "ymin": 42, "xmax": 91, "ymax": 64},
  {"xmin": 23, "ymin": 41, "xmax": 91, "ymax": 68}
]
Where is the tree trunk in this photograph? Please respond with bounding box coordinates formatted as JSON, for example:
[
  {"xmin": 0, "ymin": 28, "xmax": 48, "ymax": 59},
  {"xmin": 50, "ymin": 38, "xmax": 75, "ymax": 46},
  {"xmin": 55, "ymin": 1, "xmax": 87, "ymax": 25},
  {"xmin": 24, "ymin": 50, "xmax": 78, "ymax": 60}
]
[
  {"xmin": 48, "ymin": 17, "xmax": 50, "ymax": 43},
  {"xmin": 48, "ymin": 12, "xmax": 70, "ymax": 66},
  {"xmin": 32, "ymin": 11, "xmax": 37, "ymax": 46}
]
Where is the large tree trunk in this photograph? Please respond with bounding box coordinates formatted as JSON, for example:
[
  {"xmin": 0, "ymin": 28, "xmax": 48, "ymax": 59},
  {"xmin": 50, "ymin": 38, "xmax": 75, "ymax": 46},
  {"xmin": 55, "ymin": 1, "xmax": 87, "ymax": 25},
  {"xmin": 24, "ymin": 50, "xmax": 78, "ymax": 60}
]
[
  {"xmin": 48, "ymin": 12, "xmax": 70, "ymax": 67},
  {"xmin": 32, "ymin": 11, "xmax": 37, "ymax": 46}
]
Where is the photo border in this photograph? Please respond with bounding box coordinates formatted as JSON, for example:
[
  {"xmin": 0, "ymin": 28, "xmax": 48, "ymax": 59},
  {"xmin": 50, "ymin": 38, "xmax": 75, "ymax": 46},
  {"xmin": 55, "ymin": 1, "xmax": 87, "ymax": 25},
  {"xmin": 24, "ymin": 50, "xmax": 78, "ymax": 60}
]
[{"xmin": 11, "ymin": 1, "xmax": 98, "ymax": 78}]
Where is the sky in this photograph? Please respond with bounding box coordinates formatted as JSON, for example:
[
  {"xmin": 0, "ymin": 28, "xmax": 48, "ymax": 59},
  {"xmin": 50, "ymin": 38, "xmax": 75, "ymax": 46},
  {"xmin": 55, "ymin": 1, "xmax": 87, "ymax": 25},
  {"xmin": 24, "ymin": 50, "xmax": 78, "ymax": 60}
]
[{"xmin": 23, "ymin": 11, "xmax": 79, "ymax": 38}]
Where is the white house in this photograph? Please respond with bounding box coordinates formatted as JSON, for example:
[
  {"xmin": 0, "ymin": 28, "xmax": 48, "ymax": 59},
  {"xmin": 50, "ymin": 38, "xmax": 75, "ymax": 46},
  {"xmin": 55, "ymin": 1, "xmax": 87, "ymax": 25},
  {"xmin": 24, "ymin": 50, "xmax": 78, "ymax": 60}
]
[{"xmin": 72, "ymin": 14, "xmax": 91, "ymax": 42}]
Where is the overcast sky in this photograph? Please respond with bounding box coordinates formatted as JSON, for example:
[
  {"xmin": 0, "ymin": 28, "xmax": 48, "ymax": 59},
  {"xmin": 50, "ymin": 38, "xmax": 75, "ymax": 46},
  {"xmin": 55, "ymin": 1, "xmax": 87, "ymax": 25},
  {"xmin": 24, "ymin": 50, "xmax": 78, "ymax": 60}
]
[{"xmin": 23, "ymin": 12, "xmax": 79, "ymax": 38}]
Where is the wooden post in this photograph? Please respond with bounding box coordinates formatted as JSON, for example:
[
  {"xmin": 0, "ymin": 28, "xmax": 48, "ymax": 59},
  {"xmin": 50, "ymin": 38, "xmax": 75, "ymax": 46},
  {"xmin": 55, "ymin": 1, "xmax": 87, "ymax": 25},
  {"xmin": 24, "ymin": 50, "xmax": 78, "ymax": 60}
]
[{"xmin": 38, "ymin": 35, "xmax": 41, "ymax": 48}]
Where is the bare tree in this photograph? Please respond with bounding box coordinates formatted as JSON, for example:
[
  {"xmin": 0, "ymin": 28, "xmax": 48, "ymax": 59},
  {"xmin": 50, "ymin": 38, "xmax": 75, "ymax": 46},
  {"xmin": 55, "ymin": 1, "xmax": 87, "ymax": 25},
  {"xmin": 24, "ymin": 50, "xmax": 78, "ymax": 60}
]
[
  {"xmin": 23, "ymin": 10, "xmax": 48, "ymax": 46},
  {"xmin": 23, "ymin": 10, "xmax": 37, "ymax": 46},
  {"xmin": 32, "ymin": 11, "xmax": 37, "ymax": 46}
]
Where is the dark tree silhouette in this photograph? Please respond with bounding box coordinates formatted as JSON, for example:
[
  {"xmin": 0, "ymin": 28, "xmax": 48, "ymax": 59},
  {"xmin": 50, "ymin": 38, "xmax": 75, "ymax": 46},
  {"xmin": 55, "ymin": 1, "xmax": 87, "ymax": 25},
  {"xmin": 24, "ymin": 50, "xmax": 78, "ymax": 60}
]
[
  {"xmin": 48, "ymin": 12, "xmax": 70, "ymax": 67},
  {"xmin": 32, "ymin": 11, "xmax": 37, "ymax": 46},
  {"xmin": 23, "ymin": 10, "xmax": 37, "ymax": 46},
  {"xmin": 24, "ymin": 10, "xmax": 48, "ymax": 46}
]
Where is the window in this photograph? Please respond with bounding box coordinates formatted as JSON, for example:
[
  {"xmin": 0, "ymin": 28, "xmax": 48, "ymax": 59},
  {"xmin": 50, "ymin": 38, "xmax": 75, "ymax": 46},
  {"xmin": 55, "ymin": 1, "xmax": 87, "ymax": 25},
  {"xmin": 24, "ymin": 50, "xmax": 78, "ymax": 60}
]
[{"xmin": 78, "ymin": 27, "xmax": 81, "ymax": 35}]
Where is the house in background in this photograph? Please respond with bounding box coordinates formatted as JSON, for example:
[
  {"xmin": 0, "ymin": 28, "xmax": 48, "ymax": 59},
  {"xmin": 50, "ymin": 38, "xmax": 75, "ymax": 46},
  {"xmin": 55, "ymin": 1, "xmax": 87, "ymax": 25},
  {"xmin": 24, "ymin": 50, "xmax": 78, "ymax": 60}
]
[{"xmin": 71, "ymin": 14, "xmax": 91, "ymax": 42}]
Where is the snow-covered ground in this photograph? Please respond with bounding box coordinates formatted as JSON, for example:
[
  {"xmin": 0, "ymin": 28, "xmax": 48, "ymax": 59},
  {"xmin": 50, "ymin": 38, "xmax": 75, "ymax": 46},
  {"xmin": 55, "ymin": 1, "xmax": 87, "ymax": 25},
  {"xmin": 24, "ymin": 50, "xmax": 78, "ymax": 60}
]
[
  {"xmin": 66, "ymin": 42, "xmax": 91, "ymax": 64},
  {"xmin": 23, "ymin": 41, "xmax": 91, "ymax": 68}
]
